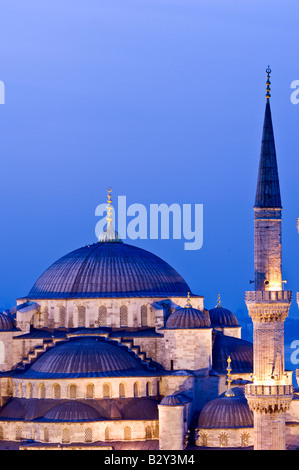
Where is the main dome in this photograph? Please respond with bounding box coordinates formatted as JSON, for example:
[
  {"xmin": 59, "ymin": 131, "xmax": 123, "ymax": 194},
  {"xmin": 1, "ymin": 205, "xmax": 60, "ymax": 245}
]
[{"xmin": 27, "ymin": 241, "xmax": 191, "ymax": 299}]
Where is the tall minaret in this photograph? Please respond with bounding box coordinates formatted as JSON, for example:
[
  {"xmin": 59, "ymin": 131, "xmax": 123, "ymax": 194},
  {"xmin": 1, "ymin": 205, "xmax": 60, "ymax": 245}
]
[{"xmin": 245, "ymin": 67, "xmax": 293, "ymax": 450}]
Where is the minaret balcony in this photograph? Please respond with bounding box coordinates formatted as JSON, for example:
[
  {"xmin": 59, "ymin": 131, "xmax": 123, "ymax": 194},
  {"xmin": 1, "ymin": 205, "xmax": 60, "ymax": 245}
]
[{"xmin": 245, "ymin": 290, "xmax": 292, "ymax": 304}]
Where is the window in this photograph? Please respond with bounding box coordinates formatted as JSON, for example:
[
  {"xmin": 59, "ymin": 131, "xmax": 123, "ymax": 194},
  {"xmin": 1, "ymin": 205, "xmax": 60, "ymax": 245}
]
[
  {"xmin": 219, "ymin": 432, "xmax": 228, "ymax": 447},
  {"xmin": 103, "ymin": 383, "xmax": 111, "ymax": 399},
  {"xmin": 120, "ymin": 305, "xmax": 128, "ymax": 327},
  {"xmin": 86, "ymin": 383, "xmax": 94, "ymax": 399},
  {"xmin": 26, "ymin": 383, "xmax": 33, "ymax": 399},
  {"xmin": 105, "ymin": 427, "xmax": 111, "ymax": 442},
  {"xmin": 119, "ymin": 383, "xmax": 126, "ymax": 398},
  {"xmin": 146, "ymin": 381, "xmax": 152, "ymax": 397},
  {"xmin": 38, "ymin": 383, "xmax": 46, "ymax": 399},
  {"xmin": 98, "ymin": 306, "xmax": 107, "ymax": 327},
  {"xmin": 145, "ymin": 426, "xmax": 153, "ymax": 439},
  {"xmin": 62, "ymin": 428, "xmax": 70, "ymax": 444},
  {"xmin": 200, "ymin": 432, "xmax": 208, "ymax": 447},
  {"xmin": 78, "ymin": 306, "xmax": 86, "ymax": 327},
  {"xmin": 43, "ymin": 427, "xmax": 49, "ymax": 443},
  {"xmin": 59, "ymin": 306, "xmax": 66, "ymax": 326},
  {"xmin": 53, "ymin": 383, "xmax": 61, "ymax": 399},
  {"xmin": 69, "ymin": 384, "xmax": 77, "ymax": 399},
  {"xmin": 141, "ymin": 305, "xmax": 148, "ymax": 326},
  {"xmin": 15, "ymin": 426, "xmax": 22, "ymax": 441},
  {"xmin": 241, "ymin": 432, "xmax": 249, "ymax": 447},
  {"xmin": 133, "ymin": 382, "xmax": 141, "ymax": 398},
  {"xmin": 124, "ymin": 426, "xmax": 131, "ymax": 441},
  {"xmin": 18, "ymin": 382, "xmax": 22, "ymax": 398},
  {"xmin": 85, "ymin": 428, "xmax": 92, "ymax": 443}
]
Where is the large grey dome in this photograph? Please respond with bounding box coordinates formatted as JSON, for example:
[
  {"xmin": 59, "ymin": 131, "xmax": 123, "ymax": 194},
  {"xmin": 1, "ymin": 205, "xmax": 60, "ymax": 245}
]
[
  {"xmin": 27, "ymin": 241, "xmax": 191, "ymax": 299},
  {"xmin": 21, "ymin": 337, "xmax": 149, "ymax": 378}
]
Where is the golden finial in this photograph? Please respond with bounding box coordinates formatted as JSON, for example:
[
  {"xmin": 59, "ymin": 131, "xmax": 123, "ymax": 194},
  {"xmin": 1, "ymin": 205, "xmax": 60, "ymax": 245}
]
[
  {"xmin": 185, "ymin": 292, "xmax": 192, "ymax": 308},
  {"xmin": 225, "ymin": 355, "xmax": 235, "ymax": 397},
  {"xmin": 216, "ymin": 293, "xmax": 222, "ymax": 308},
  {"xmin": 106, "ymin": 186, "xmax": 113, "ymax": 227},
  {"xmin": 266, "ymin": 65, "xmax": 271, "ymax": 101}
]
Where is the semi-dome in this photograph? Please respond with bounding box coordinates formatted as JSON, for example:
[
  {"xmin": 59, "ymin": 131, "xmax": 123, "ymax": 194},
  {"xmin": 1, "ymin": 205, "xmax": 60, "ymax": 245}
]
[
  {"xmin": 212, "ymin": 331, "xmax": 253, "ymax": 374},
  {"xmin": 27, "ymin": 241, "xmax": 191, "ymax": 299},
  {"xmin": 21, "ymin": 337, "xmax": 149, "ymax": 378},
  {"xmin": 0, "ymin": 312, "xmax": 13, "ymax": 330},
  {"xmin": 160, "ymin": 394, "xmax": 185, "ymax": 406},
  {"xmin": 198, "ymin": 394, "xmax": 253, "ymax": 429},
  {"xmin": 166, "ymin": 307, "xmax": 210, "ymax": 329},
  {"xmin": 43, "ymin": 401, "xmax": 102, "ymax": 422}
]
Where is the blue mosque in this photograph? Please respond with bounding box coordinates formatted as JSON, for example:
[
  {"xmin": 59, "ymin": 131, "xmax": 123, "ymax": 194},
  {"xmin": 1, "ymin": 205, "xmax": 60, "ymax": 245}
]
[{"xmin": 0, "ymin": 70, "xmax": 298, "ymax": 450}]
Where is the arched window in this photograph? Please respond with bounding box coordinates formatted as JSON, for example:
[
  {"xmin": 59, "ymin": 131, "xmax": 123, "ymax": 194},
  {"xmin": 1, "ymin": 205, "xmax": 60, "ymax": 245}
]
[
  {"xmin": 86, "ymin": 383, "xmax": 94, "ymax": 399},
  {"xmin": 53, "ymin": 383, "xmax": 61, "ymax": 399},
  {"xmin": 141, "ymin": 305, "xmax": 148, "ymax": 326},
  {"xmin": 219, "ymin": 432, "xmax": 228, "ymax": 447},
  {"xmin": 133, "ymin": 382, "xmax": 140, "ymax": 398},
  {"xmin": 119, "ymin": 382, "xmax": 126, "ymax": 398},
  {"xmin": 241, "ymin": 432, "xmax": 249, "ymax": 447},
  {"xmin": 105, "ymin": 427, "xmax": 111, "ymax": 442},
  {"xmin": 18, "ymin": 382, "xmax": 22, "ymax": 398},
  {"xmin": 124, "ymin": 426, "xmax": 131, "ymax": 441},
  {"xmin": 120, "ymin": 305, "xmax": 128, "ymax": 327},
  {"xmin": 146, "ymin": 381, "xmax": 152, "ymax": 397},
  {"xmin": 59, "ymin": 306, "xmax": 66, "ymax": 326},
  {"xmin": 85, "ymin": 428, "xmax": 92, "ymax": 443},
  {"xmin": 69, "ymin": 384, "xmax": 77, "ymax": 399},
  {"xmin": 43, "ymin": 307, "xmax": 49, "ymax": 326},
  {"xmin": 62, "ymin": 428, "xmax": 70, "ymax": 444},
  {"xmin": 78, "ymin": 306, "xmax": 86, "ymax": 327},
  {"xmin": 0, "ymin": 426, "xmax": 3, "ymax": 440},
  {"xmin": 38, "ymin": 383, "xmax": 46, "ymax": 399},
  {"xmin": 103, "ymin": 383, "xmax": 111, "ymax": 399},
  {"xmin": 26, "ymin": 383, "xmax": 33, "ymax": 399},
  {"xmin": 0, "ymin": 340, "xmax": 5, "ymax": 364},
  {"xmin": 145, "ymin": 426, "xmax": 153, "ymax": 439},
  {"xmin": 200, "ymin": 432, "xmax": 208, "ymax": 447},
  {"xmin": 98, "ymin": 306, "xmax": 107, "ymax": 327}
]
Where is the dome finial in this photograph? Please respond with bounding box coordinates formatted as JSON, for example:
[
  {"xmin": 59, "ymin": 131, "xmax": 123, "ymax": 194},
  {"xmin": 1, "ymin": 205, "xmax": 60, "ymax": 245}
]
[
  {"xmin": 266, "ymin": 65, "xmax": 271, "ymax": 101},
  {"xmin": 225, "ymin": 356, "xmax": 235, "ymax": 397},
  {"xmin": 185, "ymin": 292, "xmax": 192, "ymax": 308},
  {"xmin": 106, "ymin": 186, "xmax": 113, "ymax": 227},
  {"xmin": 98, "ymin": 187, "xmax": 121, "ymax": 243},
  {"xmin": 216, "ymin": 293, "xmax": 222, "ymax": 308}
]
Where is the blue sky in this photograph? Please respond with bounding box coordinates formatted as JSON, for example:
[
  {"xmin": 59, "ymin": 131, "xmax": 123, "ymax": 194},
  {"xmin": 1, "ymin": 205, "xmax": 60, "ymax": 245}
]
[{"xmin": 0, "ymin": 0, "xmax": 299, "ymax": 322}]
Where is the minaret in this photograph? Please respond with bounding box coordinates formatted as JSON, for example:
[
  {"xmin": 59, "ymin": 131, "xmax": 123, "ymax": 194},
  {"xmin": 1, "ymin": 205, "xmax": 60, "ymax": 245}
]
[{"xmin": 245, "ymin": 67, "xmax": 293, "ymax": 450}]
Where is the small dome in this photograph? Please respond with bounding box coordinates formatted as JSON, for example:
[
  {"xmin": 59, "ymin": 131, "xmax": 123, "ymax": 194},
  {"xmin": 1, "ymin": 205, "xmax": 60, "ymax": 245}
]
[
  {"xmin": 160, "ymin": 394, "xmax": 185, "ymax": 406},
  {"xmin": 22, "ymin": 337, "xmax": 148, "ymax": 378},
  {"xmin": 166, "ymin": 307, "xmax": 210, "ymax": 329},
  {"xmin": 0, "ymin": 312, "xmax": 13, "ymax": 330},
  {"xmin": 209, "ymin": 306, "xmax": 239, "ymax": 327},
  {"xmin": 198, "ymin": 394, "xmax": 253, "ymax": 429},
  {"xmin": 43, "ymin": 401, "xmax": 102, "ymax": 422}
]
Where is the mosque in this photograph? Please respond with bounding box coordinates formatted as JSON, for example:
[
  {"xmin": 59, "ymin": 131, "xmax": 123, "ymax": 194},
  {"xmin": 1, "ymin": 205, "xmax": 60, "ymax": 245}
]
[{"xmin": 0, "ymin": 70, "xmax": 298, "ymax": 450}]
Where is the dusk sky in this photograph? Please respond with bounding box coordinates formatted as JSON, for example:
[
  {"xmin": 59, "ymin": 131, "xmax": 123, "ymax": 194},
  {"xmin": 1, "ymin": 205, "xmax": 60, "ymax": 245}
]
[{"xmin": 1, "ymin": 0, "xmax": 299, "ymax": 323}]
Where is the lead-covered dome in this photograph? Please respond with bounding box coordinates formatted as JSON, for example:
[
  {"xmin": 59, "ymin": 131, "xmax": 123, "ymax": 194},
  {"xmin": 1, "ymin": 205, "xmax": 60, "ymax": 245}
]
[
  {"xmin": 166, "ymin": 307, "xmax": 210, "ymax": 329},
  {"xmin": 198, "ymin": 393, "xmax": 253, "ymax": 429},
  {"xmin": 43, "ymin": 401, "xmax": 102, "ymax": 422},
  {"xmin": 27, "ymin": 241, "xmax": 191, "ymax": 299},
  {"xmin": 0, "ymin": 312, "xmax": 13, "ymax": 330},
  {"xmin": 21, "ymin": 337, "xmax": 149, "ymax": 378}
]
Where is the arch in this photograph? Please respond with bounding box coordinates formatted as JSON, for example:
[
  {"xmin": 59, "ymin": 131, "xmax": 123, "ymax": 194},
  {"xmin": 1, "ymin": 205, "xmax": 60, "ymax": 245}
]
[
  {"xmin": 85, "ymin": 428, "xmax": 93, "ymax": 443},
  {"xmin": 146, "ymin": 381, "xmax": 152, "ymax": 397},
  {"xmin": 53, "ymin": 383, "xmax": 61, "ymax": 399},
  {"xmin": 62, "ymin": 428, "xmax": 70, "ymax": 444},
  {"xmin": 69, "ymin": 384, "xmax": 77, "ymax": 399},
  {"xmin": 0, "ymin": 340, "xmax": 5, "ymax": 364},
  {"xmin": 200, "ymin": 431, "xmax": 208, "ymax": 447},
  {"xmin": 38, "ymin": 383, "xmax": 46, "ymax": 399},
  {"xmin": 98, "ymin": 306, "xmax": 107, "ymax": 327},
  {"xmin": 0, "ymin": 426, "xmax": 3, "ymax": 440},
  {"xmin": 15, "ymin": 426, "xmax": 22, "ymax": 441},
  {"xmin": 105, "ymin": 426, "xmax": 111, "ymax": 442},
  {"xmin": 18, "ymin": 382, "xmax": 22, "ymax": 398},
  {"xmin": 219, "ymin": 432, "xmax": 228, "ymax": 448},
  {"xmin": 241, "ymin": 432, "xmax": 250, "ymax": 447},
  {"xmin": 141, "ymin": 305, "xmax": 148, "ymax": 326},
  {"xmin": 124, "ymin": 426, "xmax": 131, "ymax": 441},
  {"xmin": 78, "ymin": 305, "xmax": 86, "ymax": 327},
  {"xmin": 86, "ymin": 383, "xmax": 95, "ymax": 399},
  {"xmin": 133, "ymin": 381, "xmax": 141, "ymax": 398},
  {"xmin": 103, "ymin": 383, "xmax": 111, "ymax": 399},
  {"xmin": 120, "ymin": 305, "xmax": 128, "ymax": 327},
  {"xmin": 119, "ymin": 382, "xmax": 126, "ymax": 398}
]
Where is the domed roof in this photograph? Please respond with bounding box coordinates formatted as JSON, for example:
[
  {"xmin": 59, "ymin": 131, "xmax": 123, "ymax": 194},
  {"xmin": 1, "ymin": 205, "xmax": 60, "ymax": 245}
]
[
  {"xmin": 43, "ymin": 401, "xmax": 102, "ymax": 422},
  {"xmin": 198, "ymin": 394, "xmax": 253, "ymax": 429},
  {"xmin": 27, "ymin": 241, "xmax": 191, "ymax": 299},
  {"xmin": 166, "ymin": 306, "xmax": 210, "ymax": 329},
  {"xmin": 21, "ymin": 337, "xmax": 149, "ymax": 378},
  {"xmin": 160, "ymin": 394, "xmax": 185, "ymax": 406},
  {"xmin": 0, "ymin": 312, "xmax": 13, "ymax": 330},
  {"xmin": 209, "ymin": 296, "xmax": 239, "ymax": 327},
  {"xmin": 212, "ymin": 331, "xmax": 253, "ymax": 374}
]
